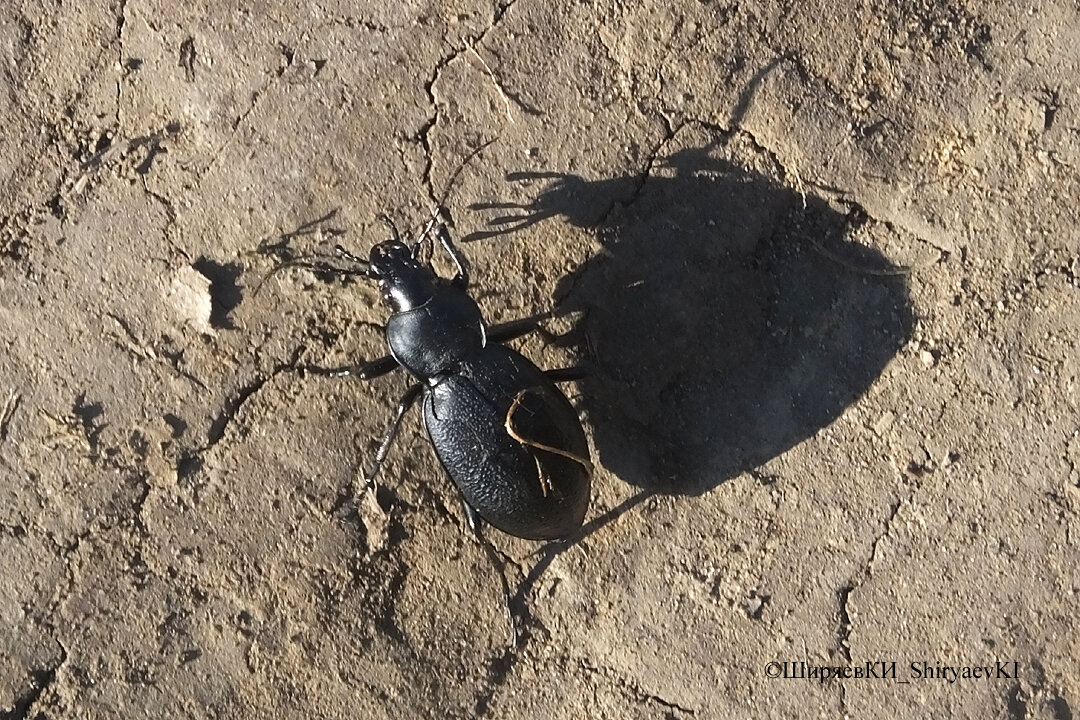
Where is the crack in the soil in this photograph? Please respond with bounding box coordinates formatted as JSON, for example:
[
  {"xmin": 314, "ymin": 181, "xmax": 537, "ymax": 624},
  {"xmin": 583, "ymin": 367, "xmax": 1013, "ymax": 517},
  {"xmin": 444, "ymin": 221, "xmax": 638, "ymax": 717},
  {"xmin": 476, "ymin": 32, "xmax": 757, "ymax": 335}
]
[
  {"xmin": 0, "ymin": 389, "xmax": 21, "ymax": 443},
  {"xmin": 179, "ymin": 36, "xmax": 197, "ymax": 82},
  {"xmin": 596, "ymin": 115, "xmax": 680, "ymax": 227},
  {"xmin": 141, "ymin": 180, "xmax": 178, "ymax": 228},
  {"xmin": 415, "ymin": 0, "xmax": 522, "ymax": 204},
  {"xmin": 417, "ymin": 66, "xmax": 441, "ymax": 203},
  {"xmin": 131, "ymin": 470, "xmax": 152, "ymax": 539},
  {"xmin": 2, "ymin": 12, "xmax": 142, "ymax": 247},
  {"xmin": 105, "ymin": 312, "xmax": 205, "ymax": 390},
  {"xmin": 835, "ymin": 582, "xmax": 854, "ymax": 664},
  {"xmin": 471, "ymin": 644, "xmax": 518, "ymax": 718},
  {"xmin": 725, "ymin": 85, "xmax": 954, "ymax": 255},
  {"xmin": 199, "ymin": 38, "xmax": 299, "ymax": 180},
  {"xmin": 670, "ymin": 114, "xmax": 951, "ymax": 265},
  {"xmin": 0, "ymin": 522, "xmax": 28, "ymax": 538},
  {"xmin": 834, "ymin": 581, "xmax": 854, "ymax": 715},
  {"xmin": 114, "ymin": 0, "xmax": 127, "ymax": 129},
  {"xmin": 579, "ymin": 659, "xmax": 697, "ymax": 717},
  {"xmin": 468, "ymin": 490, "xmax": 656, "ymax": 715},
  {"xmin": 468, "ymin": 548, "xmax": 559, "ymax": 717},
  {"xmin": 816, "ymin": 451, "xmax": 933, "ymax": 715},
  {"xmin": 205, "ymin": 345, "xmax": 305, "ymax": 448},
  {"xmin": 4, "ymin": 641, "xmax": 68, "ymax": 720},
  {"xmin": 140, "ymin": 174, "xmax": 198, "ymax": 270},
  {"xmin": 866, "ymin": 500, "xmax": 903, "ymax": 575},
  {"xmin": 763, "ymin": 50, "xmax": 851, "ymax": 127},
  {"xmin": 41, "ymin": 470, "xmax": 147, "ymax": 630},
  {"xmin": 826, "ymin": 489, "xmax": 915, "ymax": 714}
]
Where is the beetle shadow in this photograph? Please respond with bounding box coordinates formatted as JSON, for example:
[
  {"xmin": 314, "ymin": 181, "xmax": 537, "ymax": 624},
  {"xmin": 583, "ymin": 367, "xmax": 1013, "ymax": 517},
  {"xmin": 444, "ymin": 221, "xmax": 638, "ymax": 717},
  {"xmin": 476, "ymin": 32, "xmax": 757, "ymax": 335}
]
[{"xmin": 468, "ymin": 131, "xmax": 915, "ymax": 496}]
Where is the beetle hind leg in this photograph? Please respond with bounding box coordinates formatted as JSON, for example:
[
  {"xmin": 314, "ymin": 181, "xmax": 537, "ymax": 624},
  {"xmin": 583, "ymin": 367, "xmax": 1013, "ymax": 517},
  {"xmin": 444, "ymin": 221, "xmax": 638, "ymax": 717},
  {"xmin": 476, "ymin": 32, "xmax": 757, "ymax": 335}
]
[{"xmin": 461, "ymin": 502, "xmax": 519, "ymax": 648}]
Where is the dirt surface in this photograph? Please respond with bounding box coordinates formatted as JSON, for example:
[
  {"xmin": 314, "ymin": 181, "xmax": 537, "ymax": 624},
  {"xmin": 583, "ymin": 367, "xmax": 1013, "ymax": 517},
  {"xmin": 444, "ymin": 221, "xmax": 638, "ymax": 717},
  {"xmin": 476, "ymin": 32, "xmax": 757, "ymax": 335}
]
[{"xmin": 2, "ymin": 0, "xmax": 1079, "ymax": 717}]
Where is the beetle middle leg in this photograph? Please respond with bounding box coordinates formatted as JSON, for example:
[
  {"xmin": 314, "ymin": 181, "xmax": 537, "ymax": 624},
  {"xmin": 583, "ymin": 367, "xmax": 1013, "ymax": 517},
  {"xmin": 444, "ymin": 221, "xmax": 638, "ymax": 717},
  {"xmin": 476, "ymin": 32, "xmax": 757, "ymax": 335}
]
[
  {"xmin": 363, "ymin": 382, "xmax": 423, "ymax": 482},
  {"xmin": 544, "ymin": 366, "xmax": 589, "ymax": 383},
  {"xmin": 485, "ymin": 313, "xmax": 554, "ymax": 344}
]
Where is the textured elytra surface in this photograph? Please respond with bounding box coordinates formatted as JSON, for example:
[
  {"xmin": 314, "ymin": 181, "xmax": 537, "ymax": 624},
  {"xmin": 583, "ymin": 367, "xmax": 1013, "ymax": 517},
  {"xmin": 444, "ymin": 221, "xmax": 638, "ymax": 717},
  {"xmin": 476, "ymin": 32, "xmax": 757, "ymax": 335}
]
[{"xmin": 1, "ymin": 0, "xmax": 1078, "ymax": 718}]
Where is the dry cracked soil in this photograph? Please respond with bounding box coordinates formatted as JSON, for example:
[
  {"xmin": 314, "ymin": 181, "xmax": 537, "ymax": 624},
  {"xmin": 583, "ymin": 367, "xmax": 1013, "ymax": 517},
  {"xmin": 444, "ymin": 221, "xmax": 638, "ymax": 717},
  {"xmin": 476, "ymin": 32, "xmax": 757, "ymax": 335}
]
[{"xmin": 1, "ymin": 0, "xmax": 1079, "ymax": 718}]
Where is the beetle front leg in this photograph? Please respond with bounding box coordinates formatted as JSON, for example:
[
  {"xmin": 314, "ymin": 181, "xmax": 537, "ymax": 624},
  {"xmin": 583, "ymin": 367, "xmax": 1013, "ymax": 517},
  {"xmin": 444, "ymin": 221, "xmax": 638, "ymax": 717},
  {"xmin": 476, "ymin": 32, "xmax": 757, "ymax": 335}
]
[
  {"xmin": 461, "ymin": 502, "xmax": 519, "ymax": 648},
  {"xmin": 363, "ymin": 383, "xmax": 423, "ymax": 482},
  {"xmin": 429, "ymin": 213, "xmax": 470, "ymax": 290}
]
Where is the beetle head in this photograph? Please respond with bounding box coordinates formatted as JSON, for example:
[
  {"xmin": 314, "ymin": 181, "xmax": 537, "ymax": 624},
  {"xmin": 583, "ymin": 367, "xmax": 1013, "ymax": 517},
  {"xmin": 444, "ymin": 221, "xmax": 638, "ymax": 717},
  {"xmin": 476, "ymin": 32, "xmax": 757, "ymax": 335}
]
[{"xmin": 368, "ymin": 240, "xmax": 434, "ymax": 311}]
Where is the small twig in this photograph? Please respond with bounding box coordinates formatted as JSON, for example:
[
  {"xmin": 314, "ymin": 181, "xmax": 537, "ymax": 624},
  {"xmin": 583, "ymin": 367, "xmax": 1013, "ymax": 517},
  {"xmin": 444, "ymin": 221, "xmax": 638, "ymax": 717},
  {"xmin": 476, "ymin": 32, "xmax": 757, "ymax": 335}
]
[
  {"xmin": 1022, "ymin": 350, "xmax": 1056, "ymax": 365},
  {"xmin": 808, "ymin": 237, "xmax": 938, "ymax": 276},
  {"xmin": 465, "ymin": 38, "xmax": 515, "ymax": 123},
  {"xmin": 0, "ymin": 390, "xmax": 20, "ymax": 442},
  {"xmin": 504, "ymin": 390, "xmax": 594, "ymax": 498},
  {"xmin": 787, "ymin": 162, "xmax": 807, "ymax": 209}
]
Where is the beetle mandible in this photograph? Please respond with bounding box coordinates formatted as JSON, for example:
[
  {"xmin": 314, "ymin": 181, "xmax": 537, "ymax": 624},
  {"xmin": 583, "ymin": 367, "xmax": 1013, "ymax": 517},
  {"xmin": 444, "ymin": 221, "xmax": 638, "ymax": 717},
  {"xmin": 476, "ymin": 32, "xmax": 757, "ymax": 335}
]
[{"xmin": 275, "ymin": 202, "xmax": 593, "ymax": 640}]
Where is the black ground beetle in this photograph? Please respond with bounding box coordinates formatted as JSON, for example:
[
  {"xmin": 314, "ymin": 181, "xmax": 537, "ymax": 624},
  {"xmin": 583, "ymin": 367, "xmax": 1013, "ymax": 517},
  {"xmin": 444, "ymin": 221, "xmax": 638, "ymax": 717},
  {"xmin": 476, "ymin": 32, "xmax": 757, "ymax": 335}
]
[{"xmin": 270, "ymin": 206, "xmax": 592, "ymax": 642}]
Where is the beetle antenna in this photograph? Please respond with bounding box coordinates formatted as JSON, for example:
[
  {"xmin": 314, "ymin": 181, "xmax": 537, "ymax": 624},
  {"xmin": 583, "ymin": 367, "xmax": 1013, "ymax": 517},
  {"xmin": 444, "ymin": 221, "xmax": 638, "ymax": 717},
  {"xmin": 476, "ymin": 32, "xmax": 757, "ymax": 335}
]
[
  {"xmin": 405, "ymin": 138, "xmax": 498, "ymax": 261},
  {"xmin": 414, "ymin": 137, "xmax": 499, "ymax": 243},
  {"xmin": 434, "ymin": 136, "xmax": 499, "ymax": 210},
  {"xmin": 252, "ymin": 251, "xmax": 369, "ymax": 297},
  {"xmin": 377, "ymin": 214, "xmax": 403, "ymax": 245},
  {"xmin": 332, "ymin": 243, "xmax": 370, "ymax": 267}
]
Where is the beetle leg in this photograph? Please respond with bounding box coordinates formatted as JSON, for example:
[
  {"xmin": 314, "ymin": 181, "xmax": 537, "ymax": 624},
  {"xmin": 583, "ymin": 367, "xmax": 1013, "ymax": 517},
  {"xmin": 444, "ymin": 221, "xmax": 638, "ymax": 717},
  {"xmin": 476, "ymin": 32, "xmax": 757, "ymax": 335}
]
[
  {"xmin": 362, "ymin": 383, "xmax": 423, "ymax": 483},
  {"xmin": 485, "ymin": 309, "xmax": 589, "ymax": 346},
  {"xmin": 461, "ymin": 502, "xmax": 519, "ymax": 648},
  {"xmin": 485, "ymin": 312, "xmax": 553, "ymax": 344},
  {"xmin": 544, "ymin": 366, "xmax": 589, "ymax": 383},
  {"xmin": 303, "ymin": 354, "xmax": 400, "ymax": 381},
  {"xmin": 428, "ymin": 213, "xmax": 470, "ymax": 290}
]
